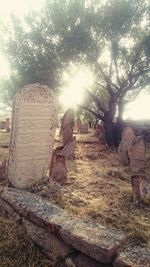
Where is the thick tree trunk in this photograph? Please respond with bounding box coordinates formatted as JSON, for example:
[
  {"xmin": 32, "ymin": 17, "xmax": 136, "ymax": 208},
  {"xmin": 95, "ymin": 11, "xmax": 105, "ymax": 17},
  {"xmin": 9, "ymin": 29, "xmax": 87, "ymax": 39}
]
[
  {"xmin": 118, "ymin": 99, "xmax": 124, "ymax": 123},
  {"xmin": 104, "ymin": 114, "xmax": 115, "ymax": 146},
  {"xmin": 113, "ymin": 121, "xmax": 123, "ymax": 147},
  {"xmin": 103, "ymin": 95, "xmax": 117, "ymax": 147}
]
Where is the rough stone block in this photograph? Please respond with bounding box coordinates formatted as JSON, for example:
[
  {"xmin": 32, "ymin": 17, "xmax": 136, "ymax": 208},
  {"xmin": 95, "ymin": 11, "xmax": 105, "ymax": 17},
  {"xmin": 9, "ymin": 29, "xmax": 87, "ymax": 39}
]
[
  {"xmin": 0, "ymin": 187, "xmax": 125, "ymax": 264},
  {"xmin": 23, "ymin": 218, "xmax": 73, "ymax": 258}
]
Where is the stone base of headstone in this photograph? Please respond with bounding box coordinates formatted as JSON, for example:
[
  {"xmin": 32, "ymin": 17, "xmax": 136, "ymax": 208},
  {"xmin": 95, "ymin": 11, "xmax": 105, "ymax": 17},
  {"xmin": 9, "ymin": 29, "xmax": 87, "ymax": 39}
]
[
  {"xmin": 131, "ymin": 175, "xmax": 150, "ymax": 205},
  {"xmin": 49, "ymin": 149, "xmax": 67, "ymax": 185}
]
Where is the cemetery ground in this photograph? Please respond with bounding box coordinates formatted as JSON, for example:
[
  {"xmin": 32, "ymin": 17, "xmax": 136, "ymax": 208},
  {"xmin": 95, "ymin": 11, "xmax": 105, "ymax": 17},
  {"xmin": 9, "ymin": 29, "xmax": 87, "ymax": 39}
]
[{"xmin": 0, "ymin": 130, "xmax": 150, "ymax": 267}]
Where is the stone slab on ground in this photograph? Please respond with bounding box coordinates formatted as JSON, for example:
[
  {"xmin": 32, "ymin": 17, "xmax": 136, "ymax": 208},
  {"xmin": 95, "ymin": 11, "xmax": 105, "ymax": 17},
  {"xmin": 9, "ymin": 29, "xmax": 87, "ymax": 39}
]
[
  {"xmin": 0, "ymin": 187, "xmax": 125, "ymax": 264},
  {"xmin": 23, "ymin": 218, "xmax": 73, "ymax": 258},
  {"xmin": 113, "ymin": 246, "xmax": 150, "ymax": 267}
]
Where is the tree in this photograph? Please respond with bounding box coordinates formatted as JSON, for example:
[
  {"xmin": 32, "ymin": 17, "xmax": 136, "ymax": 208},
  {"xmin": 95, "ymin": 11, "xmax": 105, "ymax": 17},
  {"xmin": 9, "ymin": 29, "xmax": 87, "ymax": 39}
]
[{"xmin": 0, "ymin": 0, "xmax": 150, "ymax": 146}]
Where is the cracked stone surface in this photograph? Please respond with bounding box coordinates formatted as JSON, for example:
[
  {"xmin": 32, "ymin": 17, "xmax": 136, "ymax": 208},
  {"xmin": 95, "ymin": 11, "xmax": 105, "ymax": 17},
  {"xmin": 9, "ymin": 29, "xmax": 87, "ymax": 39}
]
[{"xmin": 0, "ymin": 187, "xmax": 125, "ymax": 264}]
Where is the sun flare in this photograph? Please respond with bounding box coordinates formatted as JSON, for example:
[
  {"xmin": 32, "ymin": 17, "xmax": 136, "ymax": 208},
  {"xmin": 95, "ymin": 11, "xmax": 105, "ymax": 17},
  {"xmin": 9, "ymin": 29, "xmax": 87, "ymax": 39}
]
[{"xmin": 59, "ymin": 68, "xmax": 94, "ymax": 109}]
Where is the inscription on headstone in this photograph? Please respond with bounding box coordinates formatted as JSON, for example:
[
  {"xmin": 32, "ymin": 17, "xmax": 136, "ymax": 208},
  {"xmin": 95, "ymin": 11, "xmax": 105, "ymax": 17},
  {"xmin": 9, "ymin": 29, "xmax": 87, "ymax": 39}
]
[{"xmin": 7, "ymin": 83, "xmax": 58, "ymax": 189}]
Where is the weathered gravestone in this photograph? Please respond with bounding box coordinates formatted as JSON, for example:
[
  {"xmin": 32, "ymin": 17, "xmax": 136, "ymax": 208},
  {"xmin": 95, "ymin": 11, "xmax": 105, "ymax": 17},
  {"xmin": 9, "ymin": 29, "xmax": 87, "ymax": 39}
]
[
  {"xmin": 62, "ymin": 126, "xmax": 73, "ymax": 147},
  {"xmin": 130, "ymin": 136, "xmax": 146, "ymax": 173},
  {"xmin": 76, "ymin": 118, "xmax": 82, "ymax": 133},
  {"xmin": 60, "ymin": 108, "xmax": 74, "ymax": 146},
  {"xmin": 62, "ymin": 136, "xmax": 77, "ymax": 158},
  {"xmin": 7, "ymin": 84, "xmax": 58, "ymax": 189},
  {"xmin": 49, "ymin": 149, "xmax": 67, "ymax": 185},
  {"xmin": 118, "ymin": 127, "xmax": 136, "ymax": 166},
  {"xmin": 131, "ymin": 175, "xmax": 150, "ymax": 205},
  {"xmin": 0, "ymin": 160, "xmax": 6, "ymax": 181},
  {"xmin": 5, "ymin": 118, "xmax": 10, "ymax": 132},
  {"xmin": 80, "ymin": 121, "xmax": 89, "ymax": 133}
]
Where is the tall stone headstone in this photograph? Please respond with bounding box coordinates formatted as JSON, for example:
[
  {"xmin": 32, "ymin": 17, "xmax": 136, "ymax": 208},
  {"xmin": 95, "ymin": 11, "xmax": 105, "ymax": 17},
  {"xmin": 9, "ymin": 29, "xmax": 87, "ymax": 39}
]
[
  {"xmin": 60, "ymin": 108, "xmax": 74, "ymax": 147},
  {"xmin": 62, "ymin": 126, "xmax": 73, "ymax": 147},
  {"xmin": 7, "ymin": 83, "xmax": 58, "ymax": 189},
  {"xmin": 60, "ymin": 108, "xmax": 74, "ymax": 134}
]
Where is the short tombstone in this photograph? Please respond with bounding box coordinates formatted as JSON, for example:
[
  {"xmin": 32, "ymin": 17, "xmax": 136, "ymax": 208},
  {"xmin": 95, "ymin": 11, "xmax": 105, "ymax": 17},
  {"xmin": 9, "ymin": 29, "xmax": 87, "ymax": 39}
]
[
  {"xmin": 76, "ymin": 118, "xmax": 82, "ymax": 133},
  {"xmin": 5, "ymin": 118, "xmax": 10, "ymax": 133},
  {"xmin": 80, "ymin": 121, "xmax": 89, "ymax": 133},
  {"xmin": 49, "ymin": 149, "xmax": 67, "ymax": 185},
  {"xmin": 131, "ymin": 175, "xmax": 150, "ymax": 205},
  {"xmin": 7, "ymin": 83, "xmax": 58, "ymax": 189},
  {"xmin": 60, "ymin": 108, "xmax": 74, "ymax": 146},
  {"xmin": 118, "ymin": 127, "xmax": 136, "ymax": 166},
  {"xmin": 62, "ymin": 136, "xmax": 77, "ymax": 159},
  {"xmin": 0, "ymin": 160, "xmax": 7, "ymax": 181},
  {"xmin": 130, "ymin": 136, "xmax": 146, "ymax": 173},
  {"xmin": 0, "ymin": 121, "xmax": 5, "ymax": 129},
  {"xmin": 73, "ymin": 120, "xmax": 78, "ymax": 133}
]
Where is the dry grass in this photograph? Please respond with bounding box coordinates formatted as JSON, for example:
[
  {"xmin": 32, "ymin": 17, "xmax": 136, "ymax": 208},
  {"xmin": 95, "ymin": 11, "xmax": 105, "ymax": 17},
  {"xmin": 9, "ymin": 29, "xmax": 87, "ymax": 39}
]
[
  {"xmin": 0, "ymin": 210, "xmax": 57, "ymax": 267},
  {"xmin": 0, "ymin": 130, "xmax": 150, "ymax": 267}
]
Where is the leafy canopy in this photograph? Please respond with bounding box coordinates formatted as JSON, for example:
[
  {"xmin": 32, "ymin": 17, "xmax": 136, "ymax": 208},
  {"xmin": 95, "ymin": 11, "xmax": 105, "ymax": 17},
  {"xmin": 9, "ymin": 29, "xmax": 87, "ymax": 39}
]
[{"xmin": 0, "ymin": 0, "xmax": 149, "ymax": 114}]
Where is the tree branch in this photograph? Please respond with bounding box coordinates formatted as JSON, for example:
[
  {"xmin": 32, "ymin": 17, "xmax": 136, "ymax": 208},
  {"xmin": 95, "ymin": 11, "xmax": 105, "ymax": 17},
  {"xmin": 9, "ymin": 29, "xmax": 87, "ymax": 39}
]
[
  {"xmin": 78, "ymin": 104, "xmax": 104, "ymax": 121},
  {"xmin": 85, "ymin": 89, "xmax": 107, "ymax": 114},
  {"xmin": 95, "ymin": 62, "xmax": 119, "ymax": 95}
]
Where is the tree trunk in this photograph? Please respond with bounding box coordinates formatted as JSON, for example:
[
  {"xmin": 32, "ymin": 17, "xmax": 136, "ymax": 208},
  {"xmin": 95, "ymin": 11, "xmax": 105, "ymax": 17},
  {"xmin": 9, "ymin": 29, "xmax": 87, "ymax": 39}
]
[
  {"xmin": 103, "ymin": 95, "xmax": 117, "ymax": 147},
  {"xmin": 104, "ymin": 114, "xmax": 115, "ymax": 146},
  {"xmin": 118, "ymin": 100, "xmax": 124, "ymax": 123}
]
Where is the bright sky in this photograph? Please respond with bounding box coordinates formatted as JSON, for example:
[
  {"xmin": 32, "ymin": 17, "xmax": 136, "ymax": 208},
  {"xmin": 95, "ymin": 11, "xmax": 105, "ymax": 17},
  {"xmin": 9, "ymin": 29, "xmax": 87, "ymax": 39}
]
[
  {"xmin": 59, "ymin": 68, "xmax": 94, "ymax": 109},
  {"xmin": 124, "ymin": 91, "xmax": 150, "ymax": 120},
  {"xmin": 0, "ymin": 0, "xmax": 150, "ymax": 120}
]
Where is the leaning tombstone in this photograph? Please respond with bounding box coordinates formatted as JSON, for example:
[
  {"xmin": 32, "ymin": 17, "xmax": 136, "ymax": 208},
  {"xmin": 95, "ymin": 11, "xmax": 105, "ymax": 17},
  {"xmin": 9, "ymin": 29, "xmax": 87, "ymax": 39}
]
[
  {"xmin": 118, "ymin": 141, "xmax": 129, "ymax": 166},
  {"xmin": 118, "ymin": 127, "xmax": 136, "ymax": 166},
  {"xmin": 60, "ymin": 108, "xmax": 74, "ymax": 135},
  {"xmin": 80, "ymin": 121, "xmax": 89, "ymax": 133},
  {"xmin": 76, "ymin": 118, "xmax": 82, "ymax": 133},
  {"xmin": 49, "ymin": 149, "xmax": 67, "ymax": 185},
  {"xmin": 131, "ymin": 175, "xmax": 150, "ymax": 205},
  {"xmin": 130, "ymin": 136, "xmax": 146, "ymax": 173},
  {"xmin": 62, "ymin": 126, "xmax": 73, "ymax": 147},
  {"xmin": 62, "ymin": 136, "xmax": 77, "ymax": 158},
  {"xmin": 7, "ymin": 83, "xmax": 58, "ymax": 189},
  {"xmin": 5, "ymin": 118, "xmax": 10, "ymax": 132},
  {"xmin": 0, "ymin": 160, "xmax": 7, "ymax": 181}
]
